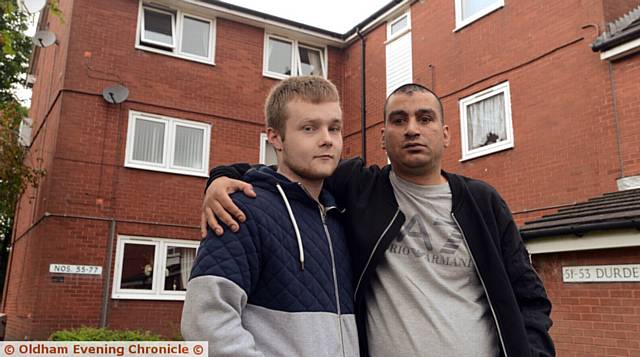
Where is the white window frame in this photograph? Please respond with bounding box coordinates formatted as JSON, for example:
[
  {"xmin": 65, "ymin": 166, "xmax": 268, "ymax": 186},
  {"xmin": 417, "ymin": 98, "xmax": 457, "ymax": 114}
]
[
  {"xmin": 259, "ymin": 133, "xmax": 268, "ymax": 165},
  {"xmin": 387, "ymin": 10, "xmax": 411, "ymax": 42},
  {"xmin": 454, "ymin": 0, "xmax": 504, "ymax": 31},
  {"xmin": 125, "ymin": 110, "xmax": 211, "ymax": 177},
  {"xmin": 259, "ymin": 132, "xmax": 279, "ymax": 166},
  {"xmin": 140, "ymin": 6, "xmax": 176, "ymax": 49},
  {"xmin": 459, "ymin": 81, "xmax": 513, "ymax": 161},
  {"xmin": 112, "ymin": 235, "xmax": 200, "ymax": 301},
  {"xmin": 136, "ymin": 2, "xmax": 216, "ymax": 65},
  {"xmin": 263, "ymin": 33, "xmax": 327, "ymax": 80}
]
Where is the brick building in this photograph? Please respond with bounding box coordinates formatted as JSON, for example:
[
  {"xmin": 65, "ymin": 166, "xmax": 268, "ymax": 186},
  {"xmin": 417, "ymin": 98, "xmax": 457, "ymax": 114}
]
[{"xmin": 3, "ymin": 0, "xmax": 639, "ymax": 355}]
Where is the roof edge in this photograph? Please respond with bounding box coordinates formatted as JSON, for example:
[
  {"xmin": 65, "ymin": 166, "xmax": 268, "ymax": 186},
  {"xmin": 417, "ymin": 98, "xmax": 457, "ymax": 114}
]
[{"xmin": 521, "ymin": 219, "xmax": 640, "ymax": 240}]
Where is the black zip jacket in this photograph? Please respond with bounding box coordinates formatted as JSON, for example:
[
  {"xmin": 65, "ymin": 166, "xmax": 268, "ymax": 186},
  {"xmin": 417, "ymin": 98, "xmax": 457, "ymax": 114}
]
[{"xmin": 208, "ymin": 158, "xmax": 555, "ymax": 357}]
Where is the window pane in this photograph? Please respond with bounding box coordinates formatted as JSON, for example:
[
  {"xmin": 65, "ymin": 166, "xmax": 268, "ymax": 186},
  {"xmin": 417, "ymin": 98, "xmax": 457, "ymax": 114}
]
[
  {"xmin": 173, "ymin": 125, "xmax": 204, "ymax": 169},
  {"xmin": 181, "ymin": 16, "xmax": 210, "ymax": 58},
  {"xmin": 120, "ymin": 243, "xmax": 155, "ymax": 290},
  {"xmin": 264, "ymin": 140, "xmax": 278, "ymax": 166},
  {"xmin": 133, "ymin": 118, "xmax": 165, "ymax": 164},
  {"xmin": 164, "ymin": 246, "xmax": 197, "ymax": 291},
  {"xmin": 143, "ymin": 9, "xmax": 173, "ymax": 46},
  {"xmin": 390, "ymin": 15, "xmax": 408, "ymax": 35},
  {"xmin": 267, "ymin": 38, "xmax": 293, "ymax": 75},
  {"xmin": 466, "ymin": 93, "xmax": 506, "ymax": 150},
  {"xmin": 298, "ymin": 47, "xmax": 324, "ymax": 77},
  {"xmin": 462, "ymin": 0, "xmax": 496, "ymax": 20}
]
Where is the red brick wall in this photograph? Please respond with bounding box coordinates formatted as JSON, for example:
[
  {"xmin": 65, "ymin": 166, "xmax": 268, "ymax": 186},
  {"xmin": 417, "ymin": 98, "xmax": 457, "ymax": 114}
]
[
  {"xmin": 603, "ymin": 0, "xmax": 640, "ymax": 23},
  {"xmin": 611, "ymin": 52, "xmax": 640, "ymax": 178},
  {"xmin": 534, "ymin": 247, "xmax": 640, "ymax": 357}
]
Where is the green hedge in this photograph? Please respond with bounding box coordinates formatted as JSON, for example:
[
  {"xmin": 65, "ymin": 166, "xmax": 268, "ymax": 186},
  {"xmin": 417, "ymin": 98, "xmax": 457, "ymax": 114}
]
[{"xmin": 49, "ymin": 327, "xmax": 164, "ymax": 341}]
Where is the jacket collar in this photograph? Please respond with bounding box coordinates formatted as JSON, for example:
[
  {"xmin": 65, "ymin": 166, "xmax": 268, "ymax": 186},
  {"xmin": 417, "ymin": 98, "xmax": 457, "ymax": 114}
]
[{"xmin": 245, "ymin": 166, "xmax": 339, "ymax": 210}]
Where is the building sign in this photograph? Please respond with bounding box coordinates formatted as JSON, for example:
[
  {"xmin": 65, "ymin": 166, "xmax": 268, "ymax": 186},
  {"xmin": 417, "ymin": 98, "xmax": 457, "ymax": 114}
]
[
  {"xmin": 562, "ymin": 264, "xmax": 640, "ymax": 283},
  {"xmin": 49, "ymin": 264, "xmax": 102, "ymax": 275}
]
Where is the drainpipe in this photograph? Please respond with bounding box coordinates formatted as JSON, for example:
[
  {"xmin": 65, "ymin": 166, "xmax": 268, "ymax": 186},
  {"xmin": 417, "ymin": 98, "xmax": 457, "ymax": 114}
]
[
  {"xmin": 99, "ymin": 219, "xmax": 116, "ymax": 328},
  {"xmin": 356, "ymin": 27, "xmax": 367, "ymax": 165},
  {"xmin": 607, "ymin": 61, "xmax": 624, "ymax": 179}
]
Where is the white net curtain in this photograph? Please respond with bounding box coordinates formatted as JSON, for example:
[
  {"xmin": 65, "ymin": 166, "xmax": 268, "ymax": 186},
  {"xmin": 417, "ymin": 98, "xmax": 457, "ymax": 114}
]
[{"xmin": 466, "ymin": 93, "xmax": 506, "ymax": 150}]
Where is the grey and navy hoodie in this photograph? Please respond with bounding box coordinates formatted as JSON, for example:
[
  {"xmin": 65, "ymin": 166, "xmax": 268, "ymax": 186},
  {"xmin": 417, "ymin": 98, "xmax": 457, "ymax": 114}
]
[{"xmin": 181, "ymin": 167, "xmax": 359, "ymax": 357}]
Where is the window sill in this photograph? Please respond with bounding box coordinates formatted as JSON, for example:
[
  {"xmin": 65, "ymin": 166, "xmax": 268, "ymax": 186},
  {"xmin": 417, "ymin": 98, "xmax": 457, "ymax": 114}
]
[
  {"xmin": 135, "ymin": 44, "xmax": 215, "ymax": 66},
  {"xmin": 112, "ymin": 292, "xmax": 186, "ymax": 301},
  {"xmin": 453, "ymin": 3, "xmax": 504, "ymax": 32},
  {"xmin": 125, "ymin": 162, "xmax": 209, "ymax": 178},
  {"xmin": 459, "ymin": 143, "xmax": 513, "ymax": 162}
]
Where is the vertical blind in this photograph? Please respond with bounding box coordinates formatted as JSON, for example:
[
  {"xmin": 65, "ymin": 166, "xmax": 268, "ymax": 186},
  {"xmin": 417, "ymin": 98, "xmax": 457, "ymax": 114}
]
[
  {"xmin": 133, "ymin": 119, "xmax": 165, "ymax": 164},
  {"xmin": 174, "ymin": 125, "xmax": 204, "ymax": 169},
  {"xmin": 182, "ymin": 16, "xmax": 209, "ymax": 58}
]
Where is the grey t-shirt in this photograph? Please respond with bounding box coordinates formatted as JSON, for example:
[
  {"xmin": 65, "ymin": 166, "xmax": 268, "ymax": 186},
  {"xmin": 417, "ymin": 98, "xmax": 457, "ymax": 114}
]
[{"xmin": 365, "ymin": 171, "xmax": 498, "ymax": 357}]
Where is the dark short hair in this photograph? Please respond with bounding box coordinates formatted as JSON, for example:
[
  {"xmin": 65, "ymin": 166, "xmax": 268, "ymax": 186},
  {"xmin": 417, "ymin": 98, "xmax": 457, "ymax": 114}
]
[{"xmin": 383, "ymin": 83, "xmax": 444, "ymax": 123}]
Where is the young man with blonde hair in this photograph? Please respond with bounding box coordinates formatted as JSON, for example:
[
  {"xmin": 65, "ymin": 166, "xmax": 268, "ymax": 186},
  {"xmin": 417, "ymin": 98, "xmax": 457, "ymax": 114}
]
[{"xmin": 181, "ymin": 76, "xmax": 358, "ymax": 357}]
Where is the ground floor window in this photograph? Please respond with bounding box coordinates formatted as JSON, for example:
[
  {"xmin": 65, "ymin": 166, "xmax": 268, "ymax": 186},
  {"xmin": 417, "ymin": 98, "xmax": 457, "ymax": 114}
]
[{"xmin": 112, "ymin": 235, "xmax": 199, "ymax": 300}]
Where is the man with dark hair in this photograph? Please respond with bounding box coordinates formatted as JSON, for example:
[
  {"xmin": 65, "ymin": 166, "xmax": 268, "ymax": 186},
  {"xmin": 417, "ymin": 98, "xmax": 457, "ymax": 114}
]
[
  {"xmin": 203, "ymin": 83, "xmax": 555, "ymax": 357},
  {"xmin": 182, "ymin": 76, "xmax": 358, "ymax": 357}
]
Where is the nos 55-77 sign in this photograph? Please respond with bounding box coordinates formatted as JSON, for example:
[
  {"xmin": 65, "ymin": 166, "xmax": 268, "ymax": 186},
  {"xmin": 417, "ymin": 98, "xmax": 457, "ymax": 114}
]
[
  {"xmin": 49, "ymin": 264, "xmax": 102, "ymax": 275},
  {"xmin": 562, "ymin": 264, "xmax": 640, "ymax": 283}
]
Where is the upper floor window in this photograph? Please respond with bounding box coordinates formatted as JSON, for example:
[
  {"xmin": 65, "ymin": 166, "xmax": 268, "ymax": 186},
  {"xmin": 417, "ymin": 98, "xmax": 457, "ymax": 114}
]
[
  {"xmin": 386, "ymin": 10, "xmax": 413, "ymax": 96},
  {"xmin": 387, "ymin": 10, "xmax": 411, "ymax": 41},
  {"xmin": 112, "ymin": 236, "xmax": 199, "ymax": 300},
  {"xmin": 137, "ymin": 2, "xmax": 215, "ymax": 64},
  {"xmin": 263, "ymin": 34, "xmax": 326, "ymax": 80},
  {"xmin": 459, "ymin": 82, "xmax": 513, "ymax": 161},
  {"xmin": 125, "ymin": 110, "xmax": 210, "ymax": 177},
  {"xmin": 454, "ymin": 0, "xmax": 504, "ymax": 30}
]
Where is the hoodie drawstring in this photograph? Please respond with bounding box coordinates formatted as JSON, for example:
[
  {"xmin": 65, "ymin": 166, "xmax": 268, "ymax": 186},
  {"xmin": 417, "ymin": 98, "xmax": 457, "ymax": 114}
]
[{"xmin": 276, "ymin": 183, "xmax": 305, "ymax": 270}]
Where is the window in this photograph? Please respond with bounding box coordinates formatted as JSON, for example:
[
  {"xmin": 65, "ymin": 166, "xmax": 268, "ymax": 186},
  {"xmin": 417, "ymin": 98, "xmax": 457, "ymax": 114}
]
[
  {"xmin": 454, "ymin": 0, "xmax": 504, "ymax": 30},
  {"xmin": 259, "ymin": 133, "xmax": 278, "ymax": 166},
  {"xmin": 263, "ymin": 34, "xmax": 326, "ymax": 79},
  {"xmin": 459, "ymin": 82, "xmax": 513, "ymax": 161},
  {"xmin": 125, "ymin": 111, "xmax": 210, "ymax": 177},
  {"xmin": 137, "ymin": 2, "xmax": 215, "ymax": 64},
  {"xmin": 386, "ymin": 10, "xmax": 412, "ymax": 96},
  {"xmin": 387, "ymin": 11, "xmax": 411, "ymax": 41},
  {"xmin": 112, "ymin": 236, "xmax": 199, "ymax": 300}
]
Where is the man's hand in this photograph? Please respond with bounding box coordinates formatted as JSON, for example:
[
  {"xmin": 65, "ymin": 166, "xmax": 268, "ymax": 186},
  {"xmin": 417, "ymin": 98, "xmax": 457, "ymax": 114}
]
[{"xmin": 200, "ymin": 177, "xmax": 256, "ymax": 237}]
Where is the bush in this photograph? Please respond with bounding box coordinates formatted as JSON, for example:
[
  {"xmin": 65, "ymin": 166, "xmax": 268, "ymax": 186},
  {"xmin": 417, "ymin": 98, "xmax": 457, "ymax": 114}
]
[{"xmin": 49, "ymin": 327, "xmax": 164, "ymax": 341}]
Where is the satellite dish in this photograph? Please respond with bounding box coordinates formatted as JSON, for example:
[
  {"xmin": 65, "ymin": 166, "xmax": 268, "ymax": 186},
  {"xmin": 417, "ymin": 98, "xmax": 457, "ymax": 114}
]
[
  {"xmin": 21, "ymin": 0, "xmax": 47, "ymax": 13},
  {"xmin": 32, "ymin": 31, "xmax": 57, "ymax": 47},
  {"xmin": 102, "ymin": 84, "xmax": 129, "ymax": 104}
]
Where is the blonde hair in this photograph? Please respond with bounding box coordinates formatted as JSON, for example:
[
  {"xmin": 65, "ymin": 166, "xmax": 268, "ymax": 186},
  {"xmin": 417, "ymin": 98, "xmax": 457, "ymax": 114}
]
[{"xmin": 265, "ymin": 76, "xmax": 340, "ymax": 139}]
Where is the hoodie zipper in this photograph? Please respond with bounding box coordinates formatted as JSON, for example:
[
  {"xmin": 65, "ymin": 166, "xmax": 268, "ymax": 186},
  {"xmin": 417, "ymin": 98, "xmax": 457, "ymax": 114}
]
[
  {"xmin": 296, "ymin": 184, "xmax": 346, "ymax": 356},
  {"xmin": 319, "ymin": 206, "xmax": 346, "ymax": 357},
  {"xmin": 451, "ymin": 212, "xmax": 508, "ymax": 357},
  {"xmin": 354, "ymin": 208, "xmax": 401, "ymax": 300}
]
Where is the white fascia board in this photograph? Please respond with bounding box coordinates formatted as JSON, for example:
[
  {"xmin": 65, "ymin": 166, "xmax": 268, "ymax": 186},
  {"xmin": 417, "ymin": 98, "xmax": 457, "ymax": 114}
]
[
  {"xmin": 180, "ymin": 0, "xmax": 345, "ymax": 47},
  {"xmin": 525, "ymin": 229, "xmax": 640, "ymax": 255},
  {"xmin": 344, "ymin": 0, "xmax": 415, "ymax": 44},
  {"xmin": 600, "ymin": 37, "xmax": 640, "ymax": 61}
]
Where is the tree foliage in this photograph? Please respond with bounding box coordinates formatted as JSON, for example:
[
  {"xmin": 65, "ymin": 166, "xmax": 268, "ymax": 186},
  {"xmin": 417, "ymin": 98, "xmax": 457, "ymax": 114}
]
[{"xmin": 0, "ymin": 0, "xmax": 48, "ymax": 290}]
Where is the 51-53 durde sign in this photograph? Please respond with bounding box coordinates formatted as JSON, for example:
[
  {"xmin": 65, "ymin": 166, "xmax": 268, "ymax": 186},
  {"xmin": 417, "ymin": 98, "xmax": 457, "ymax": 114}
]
[{"xmin": 562, "ymin": 264, "xmax": 640, "ymax": 283}]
